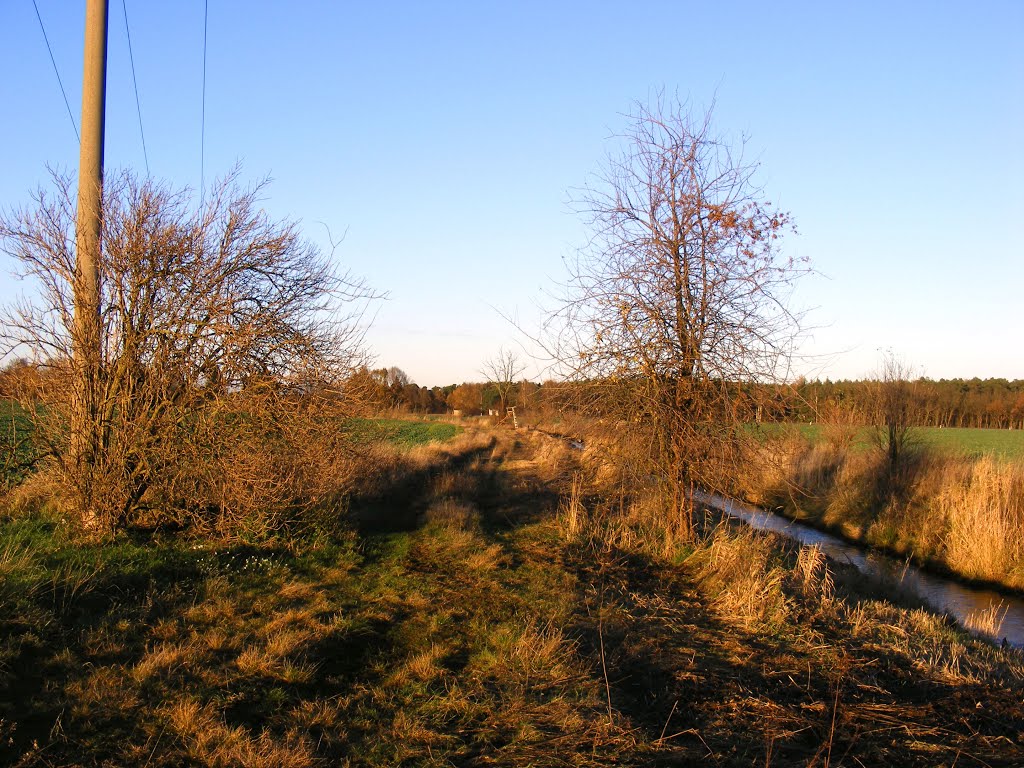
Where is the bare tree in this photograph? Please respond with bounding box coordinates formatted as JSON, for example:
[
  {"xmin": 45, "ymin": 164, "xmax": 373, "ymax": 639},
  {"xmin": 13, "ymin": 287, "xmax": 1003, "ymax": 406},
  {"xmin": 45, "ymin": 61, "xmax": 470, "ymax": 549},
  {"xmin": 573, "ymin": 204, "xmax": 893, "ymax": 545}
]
[
  {"xmin": 482, "ymin": 348, "xmax": 526, "ymax": 418},
  {"xmin": 547, "ymin": 96, "xmax": 807, "ymax": 540},
  {"xmin": 386, "ymin": 366, "xmax": 411, "ymax": 389},
  {"xmin": 873, "ymin": 350, "xmax": 917, "ymax": 470},
  {"xmin": 1, "ymin": 168, "xmax": 378, "ymax": 532}
]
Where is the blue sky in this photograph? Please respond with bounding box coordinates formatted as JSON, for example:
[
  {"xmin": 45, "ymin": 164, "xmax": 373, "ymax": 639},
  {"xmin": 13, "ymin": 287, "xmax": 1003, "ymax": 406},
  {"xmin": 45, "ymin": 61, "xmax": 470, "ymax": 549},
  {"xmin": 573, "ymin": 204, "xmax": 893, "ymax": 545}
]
[{"xmin": 2, "ymin": 1, "xmax": 1022, "ymax": 386}]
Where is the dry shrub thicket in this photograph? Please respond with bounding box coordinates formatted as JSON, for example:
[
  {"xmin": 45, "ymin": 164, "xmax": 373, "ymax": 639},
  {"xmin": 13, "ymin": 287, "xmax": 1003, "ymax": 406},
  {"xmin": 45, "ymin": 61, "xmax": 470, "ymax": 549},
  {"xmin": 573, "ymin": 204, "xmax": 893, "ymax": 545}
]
[{"xmin": 1, "ymin": 169, "xmax": 379, "ymax": 535}]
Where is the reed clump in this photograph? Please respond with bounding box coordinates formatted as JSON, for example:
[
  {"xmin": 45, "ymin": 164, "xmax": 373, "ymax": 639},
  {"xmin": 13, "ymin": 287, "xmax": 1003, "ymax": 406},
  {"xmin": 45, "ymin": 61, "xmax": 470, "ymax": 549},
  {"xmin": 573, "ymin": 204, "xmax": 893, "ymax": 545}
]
[
  {"xmin": 937, "ymin": 456, "xmax": 1024, "ymax": 585},
  {"xmin": 688, "ymin": 525, "xmax": 792, "ymax": 630}
]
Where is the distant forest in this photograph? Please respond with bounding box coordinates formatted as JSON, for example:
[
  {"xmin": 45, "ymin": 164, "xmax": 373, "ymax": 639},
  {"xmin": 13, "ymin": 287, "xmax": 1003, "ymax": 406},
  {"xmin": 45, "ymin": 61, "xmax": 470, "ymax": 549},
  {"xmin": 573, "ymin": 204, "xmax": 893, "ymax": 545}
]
[
  {"xmin": 4, "ymin": 359, "xmax": 1021, "ymax": 430},
  {"xmin": 784, "ymin": 377, "xmax": 1024, "ymax": 430},
  {"xmin": 349, "ymin": 367, "xmax": 1024, "ymax": 430}
]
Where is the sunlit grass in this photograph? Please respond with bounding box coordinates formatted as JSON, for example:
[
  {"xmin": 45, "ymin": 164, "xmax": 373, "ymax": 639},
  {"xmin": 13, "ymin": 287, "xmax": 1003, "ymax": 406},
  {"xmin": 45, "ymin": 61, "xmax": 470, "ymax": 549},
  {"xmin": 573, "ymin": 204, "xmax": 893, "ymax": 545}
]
[{"xmin": 775, "ymin": 422, "xmax": 1024, "ymax": 459}]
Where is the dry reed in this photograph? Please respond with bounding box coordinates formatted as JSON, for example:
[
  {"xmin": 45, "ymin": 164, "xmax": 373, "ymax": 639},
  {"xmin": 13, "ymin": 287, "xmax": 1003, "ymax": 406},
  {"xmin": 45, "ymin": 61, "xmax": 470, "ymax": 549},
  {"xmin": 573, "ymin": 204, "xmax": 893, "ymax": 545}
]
[
  {"xmin": 747, "ymin": 435, "xmax": 1024, "ymax": 590},
  {"xmin": 938, "ymin": 456, "xmax": 1024, "ymax": 586},
  {"xmin": 963, "ymin": 600, "xmax": 1009, "ymax": 640}
]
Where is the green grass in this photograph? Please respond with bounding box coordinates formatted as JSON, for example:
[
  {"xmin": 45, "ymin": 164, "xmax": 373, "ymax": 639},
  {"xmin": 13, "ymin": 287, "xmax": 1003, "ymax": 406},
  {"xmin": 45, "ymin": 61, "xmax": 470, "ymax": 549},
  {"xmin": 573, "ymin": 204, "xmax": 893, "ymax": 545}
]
[
  {"xmin": 773, "ymin": 422, "xmax": 1024, "ymax": 459},
  {"xmin": 0, "ymin": 399, "xmax": 40, "ymax": 486},
  {"xmin": 914, "ymin": 426, "xmax": 1024, "ymax": 458},
  {"xmin": 343, "ymin": 417, "xmax": 462, "ymax": 447}
]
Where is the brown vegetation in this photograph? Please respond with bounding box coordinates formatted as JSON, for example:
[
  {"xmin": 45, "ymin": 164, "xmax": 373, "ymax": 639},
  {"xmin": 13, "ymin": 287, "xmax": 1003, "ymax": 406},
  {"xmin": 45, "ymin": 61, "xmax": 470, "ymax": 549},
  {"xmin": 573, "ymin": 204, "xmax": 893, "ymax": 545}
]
[
  {"xmin": 543, "ymin": 95, "xmax": 807, "ymax": 543},
  {"xmin": 0, "ymin": 169, "xmax": 377, "ymax": 534},
  {"xmin": 745, "ymin": 430, "xmax": 1024, "ymax": 590}
]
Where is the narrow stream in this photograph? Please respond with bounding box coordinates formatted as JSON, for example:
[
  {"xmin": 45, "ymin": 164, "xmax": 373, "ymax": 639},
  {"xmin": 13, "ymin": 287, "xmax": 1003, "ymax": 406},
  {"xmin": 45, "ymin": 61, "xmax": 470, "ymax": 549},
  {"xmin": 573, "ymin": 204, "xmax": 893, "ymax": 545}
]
[{"xmin": 697, "ymin": 492, "xmax": 1024, "ymax": 649}]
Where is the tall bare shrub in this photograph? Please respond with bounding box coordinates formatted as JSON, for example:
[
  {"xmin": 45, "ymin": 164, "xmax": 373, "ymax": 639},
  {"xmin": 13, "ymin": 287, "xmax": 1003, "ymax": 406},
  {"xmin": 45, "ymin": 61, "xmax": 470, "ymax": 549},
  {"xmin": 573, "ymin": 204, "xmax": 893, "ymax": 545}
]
[
  {"xmin": 1, "ymin": 169, "xmax": 377, "ymax": 532},
  {"xmin": 871, "ymin": 351, "xmax": 917, "ymax": 473}
]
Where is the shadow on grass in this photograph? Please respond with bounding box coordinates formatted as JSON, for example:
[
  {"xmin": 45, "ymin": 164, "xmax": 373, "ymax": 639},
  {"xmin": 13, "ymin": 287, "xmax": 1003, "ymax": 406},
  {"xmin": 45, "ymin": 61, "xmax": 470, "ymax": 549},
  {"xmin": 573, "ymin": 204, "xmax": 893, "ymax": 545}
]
[
  {"xmin": 560, "ymin": 531, "xmax": 1024, "ymax": 766},
  {"xmin": 351, "ymin": 438, "xmax": 496, "ymax": 535}
]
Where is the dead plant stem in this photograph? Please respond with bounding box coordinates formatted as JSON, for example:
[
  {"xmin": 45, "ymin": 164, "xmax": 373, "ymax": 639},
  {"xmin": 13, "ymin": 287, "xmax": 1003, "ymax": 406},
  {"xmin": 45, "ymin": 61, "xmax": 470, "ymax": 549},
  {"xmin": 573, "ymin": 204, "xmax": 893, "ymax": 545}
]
[
  {"xmin": 657, "ymin": 699, "xmax": 679, "ymax": 745},
  {"xmin": 598, "ymin": 580, "xmax": 613, "ymax": 727}
]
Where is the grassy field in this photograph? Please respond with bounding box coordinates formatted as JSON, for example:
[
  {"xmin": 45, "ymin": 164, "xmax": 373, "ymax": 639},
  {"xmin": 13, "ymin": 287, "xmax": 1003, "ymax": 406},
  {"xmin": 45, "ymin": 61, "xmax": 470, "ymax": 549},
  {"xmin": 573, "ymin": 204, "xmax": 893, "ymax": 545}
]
[
  {"xmin": 1, "ymin": 428, "xmax": 1022, "ymax": 766},
  {"xmin": 915, "ymin": 426, "xmax": 1024, "ymax": 458},
  {"xmin": 342, "ymin": 417, "xmax": 463, "ymax": 447},
  {"xmin": 0, "ymin": 399, "xmax": 39, "ymax": 487},
  {"xmin": 780, "ymin": 422, "xmax": 1024, "ymax": 459}
]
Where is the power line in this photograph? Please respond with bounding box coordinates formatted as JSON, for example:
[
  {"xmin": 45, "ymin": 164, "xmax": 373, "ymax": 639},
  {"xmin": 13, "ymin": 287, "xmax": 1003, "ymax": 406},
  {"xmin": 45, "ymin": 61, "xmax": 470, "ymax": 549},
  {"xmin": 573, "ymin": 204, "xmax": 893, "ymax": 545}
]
[
  {"xmin": 120, "ymin": 0, "xmax": 149, "ymax": 175},
  {"xmin": 31, "ymin": 0, "xmax": 80, "ymax": 143},
  {"xmin": 200, "ymin": 0, "xmax": 208, "ymax": 201}
]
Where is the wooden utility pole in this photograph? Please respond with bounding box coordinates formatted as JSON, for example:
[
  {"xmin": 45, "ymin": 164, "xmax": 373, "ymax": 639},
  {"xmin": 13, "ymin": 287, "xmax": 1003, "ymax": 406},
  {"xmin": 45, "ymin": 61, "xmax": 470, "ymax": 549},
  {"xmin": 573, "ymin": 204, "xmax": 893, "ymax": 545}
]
[{"xmin": 72, "ymin": 0, "xmax": 109, "ymax": 520}]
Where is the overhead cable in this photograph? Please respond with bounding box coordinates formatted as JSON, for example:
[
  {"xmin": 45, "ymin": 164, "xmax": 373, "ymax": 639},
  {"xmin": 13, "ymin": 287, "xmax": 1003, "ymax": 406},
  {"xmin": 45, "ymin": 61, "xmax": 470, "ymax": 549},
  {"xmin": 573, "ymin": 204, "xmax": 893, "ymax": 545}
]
[{"xmin": 31, "ymin": 0, "xmax": 80, "ymax": 143}]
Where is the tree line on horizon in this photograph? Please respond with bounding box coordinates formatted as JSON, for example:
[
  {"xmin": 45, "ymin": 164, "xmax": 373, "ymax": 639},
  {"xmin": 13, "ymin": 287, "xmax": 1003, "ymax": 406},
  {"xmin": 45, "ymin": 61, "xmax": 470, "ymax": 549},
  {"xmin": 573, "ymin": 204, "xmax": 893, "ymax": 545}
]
[
  {"xmin": 5, "ymin": 355, "xmax": 1021, "ymax": 430},
  {"xmin": 372, "ymin": 370, "xmax": 1024, "ymax": 431},
  {"xmin": 342, "ymin": 364, "xmax": 1024, "ymax": 431},
  {"xmin": 783, "ymin": 376, "xmax": 1024, "ymax": 430}
]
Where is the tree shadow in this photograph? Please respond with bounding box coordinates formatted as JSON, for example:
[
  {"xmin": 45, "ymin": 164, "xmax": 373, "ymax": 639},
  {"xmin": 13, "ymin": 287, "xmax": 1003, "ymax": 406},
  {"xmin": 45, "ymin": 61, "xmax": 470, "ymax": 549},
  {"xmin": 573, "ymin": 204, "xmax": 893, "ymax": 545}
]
[{"xmin": 559, "ymin": 537, "xmax": 1024, "ymax": 766}]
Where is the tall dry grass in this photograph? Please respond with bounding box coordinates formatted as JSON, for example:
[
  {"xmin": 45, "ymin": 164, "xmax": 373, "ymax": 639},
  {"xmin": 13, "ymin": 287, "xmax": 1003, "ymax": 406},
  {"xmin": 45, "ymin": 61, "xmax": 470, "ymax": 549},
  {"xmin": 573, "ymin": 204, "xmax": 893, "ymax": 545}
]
[
  {"xmin": 690, "ymin": 526, "xmax": 791, "ymax": 630},
  {"xmin": 554, "ymin": 461, "xmax": 838, "ymax": 632},
  {"xmin": 747, "ymin": 432, "xmax": 1024, "ymax": 590},
  {"xmin": 346, "ymin": 428, "xmax": 494, "ymax": 501},
  {"xmin": 558, "ymin": 476, "xmax": 690, "ymax": 561},
  {"xmin": 936, "ymin": 456, "xmax": 1024, "ymax": 586},
  {"xmin": 963, "ymin": 600, "xmax": 1009, "ymax": 639}
]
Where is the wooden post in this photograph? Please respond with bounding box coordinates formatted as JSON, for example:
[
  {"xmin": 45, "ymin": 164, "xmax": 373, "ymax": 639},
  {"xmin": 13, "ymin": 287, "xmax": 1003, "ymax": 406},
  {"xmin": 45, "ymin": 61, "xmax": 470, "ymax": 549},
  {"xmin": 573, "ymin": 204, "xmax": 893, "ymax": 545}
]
[{"xmin": 72, "ymin": 0, "xmax": 109, "ymax": 521}]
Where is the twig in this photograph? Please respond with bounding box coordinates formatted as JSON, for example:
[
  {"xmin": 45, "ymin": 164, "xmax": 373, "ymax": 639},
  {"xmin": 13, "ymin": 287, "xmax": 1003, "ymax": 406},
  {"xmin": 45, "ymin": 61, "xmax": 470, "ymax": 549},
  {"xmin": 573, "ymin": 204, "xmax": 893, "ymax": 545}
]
[
  {"xmin": 661, "ymin": 728, "xmax": 719, "ymax": 763},
  {"xmin": 824, "ymin": 684, "xmax": 840, "ymax": 768},
  {"xmin": 143, "ymin": 724, "xmax": 167, "ymax": 768},
  {"xmin": 598, "ymin": 581, "xmax": 614, "ymax": 726},
  {"xmin": 659, "ymin": 700, "xmax": 675, "ymax": 749}
]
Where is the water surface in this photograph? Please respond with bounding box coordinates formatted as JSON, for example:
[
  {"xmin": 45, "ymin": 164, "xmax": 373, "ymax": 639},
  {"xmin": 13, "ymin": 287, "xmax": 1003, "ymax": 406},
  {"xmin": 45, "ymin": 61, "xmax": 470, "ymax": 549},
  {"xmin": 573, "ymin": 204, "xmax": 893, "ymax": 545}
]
[{"xmin": 699, "ymin": 492, "xmax": 1024, "ymax": 649}]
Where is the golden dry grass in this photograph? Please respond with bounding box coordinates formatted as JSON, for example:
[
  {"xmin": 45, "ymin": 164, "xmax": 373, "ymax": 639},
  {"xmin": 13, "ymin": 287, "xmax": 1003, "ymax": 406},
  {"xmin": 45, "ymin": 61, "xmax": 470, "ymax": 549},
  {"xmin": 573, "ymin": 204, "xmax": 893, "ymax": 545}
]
[
  {"xmin": 422, "ymin": 497, "xmax": 480, "ymax": 530},
  {"xmin": 963, "ymin": 600, "xmax": 1009, "ymax": 638},
  {"xmin": 131, "ymin": 640, "xmax": 197, "ymax": 682},
  {"xmin": 164, "ymin": 699, "xmax": 317, "ymax": 768},
  {"xmin": 748, "ymin": 434, "xmax": 1024, "ymax": 590},
  {"xmin": 3, "ymin": 423, "xmax": 1023, "ymax": 767},
  {"xmin": 691, "ymin": 526, "xmax": 792, "ymax": 630},
  {"xmin": 938, "ymin": 456, "xmax": 1024, "ymax": 584}
]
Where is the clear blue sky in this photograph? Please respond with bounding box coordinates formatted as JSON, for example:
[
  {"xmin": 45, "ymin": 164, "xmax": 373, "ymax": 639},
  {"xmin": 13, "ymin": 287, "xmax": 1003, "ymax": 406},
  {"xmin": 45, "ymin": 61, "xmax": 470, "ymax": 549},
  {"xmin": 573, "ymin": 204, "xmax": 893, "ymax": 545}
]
[{"xmin": 3, "ymin": 1, "xmax": 1022, "ymax": 386}]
